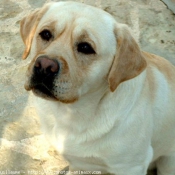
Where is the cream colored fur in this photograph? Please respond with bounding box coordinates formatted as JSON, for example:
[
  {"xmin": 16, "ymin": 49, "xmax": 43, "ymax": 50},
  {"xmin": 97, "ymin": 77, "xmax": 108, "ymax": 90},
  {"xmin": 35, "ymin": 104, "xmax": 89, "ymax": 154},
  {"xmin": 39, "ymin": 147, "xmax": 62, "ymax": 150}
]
[{"xmin": 20, "ymin": 2, "xmax": 175, "ymax": 175}]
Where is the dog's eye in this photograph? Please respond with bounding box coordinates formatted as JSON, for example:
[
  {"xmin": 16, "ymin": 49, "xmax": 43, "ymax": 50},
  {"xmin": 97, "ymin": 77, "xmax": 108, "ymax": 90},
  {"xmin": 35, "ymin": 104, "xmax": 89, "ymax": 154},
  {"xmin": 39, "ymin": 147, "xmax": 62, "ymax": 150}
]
[
  {"xmin": 77, "ymin": 42, "xmax": 95, "ymax": 54},
  {"xmin": 39, "ymin": 30, "xmax": 53, "ymax": 41}
]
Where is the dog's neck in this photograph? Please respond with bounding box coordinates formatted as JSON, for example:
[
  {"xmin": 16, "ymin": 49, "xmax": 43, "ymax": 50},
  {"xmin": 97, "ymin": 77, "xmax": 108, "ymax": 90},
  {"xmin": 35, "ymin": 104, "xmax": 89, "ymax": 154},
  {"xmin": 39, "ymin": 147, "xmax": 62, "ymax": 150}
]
[
  {"xmin": 53, "ymin": 70, "xmax": 147, "ymax": 129},
  {"xmin": 35, "ymin": 70, "xmax": 147, "ymax": 150}
]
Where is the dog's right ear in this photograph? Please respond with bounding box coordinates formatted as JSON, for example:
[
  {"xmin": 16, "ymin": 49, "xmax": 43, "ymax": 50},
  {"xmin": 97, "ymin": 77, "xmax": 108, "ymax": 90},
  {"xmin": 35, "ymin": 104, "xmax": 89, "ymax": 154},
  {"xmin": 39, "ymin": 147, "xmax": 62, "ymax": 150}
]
[{"xmin": 20, "ymin": 5, "xmax": 49, "ymax": 60}]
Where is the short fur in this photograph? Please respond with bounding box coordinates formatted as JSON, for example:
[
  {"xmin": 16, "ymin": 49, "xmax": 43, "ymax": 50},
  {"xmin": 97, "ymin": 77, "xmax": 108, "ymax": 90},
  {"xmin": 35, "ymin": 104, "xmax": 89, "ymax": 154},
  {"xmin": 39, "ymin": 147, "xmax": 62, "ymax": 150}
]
[{"xmin": 20, "ymin": 1, "xmax": 175, "ymax": 175}]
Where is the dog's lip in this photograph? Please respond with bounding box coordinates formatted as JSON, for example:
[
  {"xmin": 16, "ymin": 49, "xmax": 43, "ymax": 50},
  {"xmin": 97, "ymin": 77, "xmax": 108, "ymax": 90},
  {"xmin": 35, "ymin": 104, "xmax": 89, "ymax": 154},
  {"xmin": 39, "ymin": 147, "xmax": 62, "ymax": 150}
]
[
  {"xmin": 24, "ymin": 83, "xmax": 57, "ymax": 100},
  {"xmin": 33, "ymin": 86, "xmax": 57, "ymax": 100},
  {"xmin": 24, "ymin": 83, "xmax": 32, "ymax": 91}
]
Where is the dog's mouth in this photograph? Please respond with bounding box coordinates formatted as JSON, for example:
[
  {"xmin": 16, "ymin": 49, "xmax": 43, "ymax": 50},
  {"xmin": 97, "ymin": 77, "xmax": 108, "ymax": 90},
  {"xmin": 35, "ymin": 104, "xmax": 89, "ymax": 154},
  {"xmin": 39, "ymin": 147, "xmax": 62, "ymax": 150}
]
[
  {"xmin": 33, "ymin": 84, "xmax": 53, "ymax": 96},
  {"xmin": 33, "ymin": 85, "xmax": 57, "ymax": 100},
  {"xmin": 25, "ymin": 82, "xmax": 57, "ymax": 101}
]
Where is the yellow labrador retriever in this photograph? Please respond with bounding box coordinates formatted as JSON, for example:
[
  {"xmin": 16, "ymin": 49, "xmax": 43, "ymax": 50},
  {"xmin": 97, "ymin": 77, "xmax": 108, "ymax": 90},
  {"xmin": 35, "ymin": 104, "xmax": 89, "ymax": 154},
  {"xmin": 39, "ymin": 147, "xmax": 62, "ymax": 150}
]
[{"xmin": 20, "ymin": 1, "xmax": 175, "ymax": 175}]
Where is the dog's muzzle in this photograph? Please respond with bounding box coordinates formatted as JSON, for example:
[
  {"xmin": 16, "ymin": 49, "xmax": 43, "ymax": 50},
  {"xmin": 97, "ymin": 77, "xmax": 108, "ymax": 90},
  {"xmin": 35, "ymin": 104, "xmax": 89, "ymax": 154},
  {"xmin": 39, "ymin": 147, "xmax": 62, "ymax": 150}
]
[{"xmin": 30, "ymin": 56, "xmax": 60, "ymax": 98}]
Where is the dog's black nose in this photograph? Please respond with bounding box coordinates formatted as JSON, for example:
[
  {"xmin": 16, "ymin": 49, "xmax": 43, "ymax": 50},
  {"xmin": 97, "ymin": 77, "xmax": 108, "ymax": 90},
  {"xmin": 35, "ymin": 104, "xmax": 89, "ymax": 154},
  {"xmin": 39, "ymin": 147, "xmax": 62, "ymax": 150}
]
[{"xmin": 34, "ymin": 56, "xmax": 59, "ymax": 76}]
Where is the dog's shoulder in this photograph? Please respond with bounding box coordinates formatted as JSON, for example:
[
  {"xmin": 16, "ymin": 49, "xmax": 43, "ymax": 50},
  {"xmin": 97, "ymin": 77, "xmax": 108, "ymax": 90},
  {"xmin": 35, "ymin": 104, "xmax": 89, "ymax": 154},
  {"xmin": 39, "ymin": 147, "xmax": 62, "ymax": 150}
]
[{"xmin": 143, "ymin": 51, "xmax": 175, "ymax": 82}]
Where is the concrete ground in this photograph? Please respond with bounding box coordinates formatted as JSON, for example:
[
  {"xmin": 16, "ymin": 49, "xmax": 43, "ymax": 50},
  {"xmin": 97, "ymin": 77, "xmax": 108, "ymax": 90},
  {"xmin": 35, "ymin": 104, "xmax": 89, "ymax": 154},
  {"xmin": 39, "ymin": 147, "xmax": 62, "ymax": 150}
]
[{"xmin": 0, "ymin": 0, "xmax": 175, "ymax": 174}]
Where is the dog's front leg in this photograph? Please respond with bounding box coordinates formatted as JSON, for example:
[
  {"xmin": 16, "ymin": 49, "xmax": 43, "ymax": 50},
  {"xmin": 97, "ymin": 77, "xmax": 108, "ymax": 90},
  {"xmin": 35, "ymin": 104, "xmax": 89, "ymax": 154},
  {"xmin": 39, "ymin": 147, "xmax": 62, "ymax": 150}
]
[{"xmin": 110, "ymin": 145, "xmax": 153, "ymax": 175}]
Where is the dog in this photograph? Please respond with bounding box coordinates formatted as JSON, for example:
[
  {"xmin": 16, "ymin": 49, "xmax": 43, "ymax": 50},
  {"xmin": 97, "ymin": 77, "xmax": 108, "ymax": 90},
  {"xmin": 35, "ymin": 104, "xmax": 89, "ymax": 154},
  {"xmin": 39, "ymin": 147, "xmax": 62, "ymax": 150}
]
[{"xmin": 20, "ymin": 1, "xmax": 175, "ymax": 175}]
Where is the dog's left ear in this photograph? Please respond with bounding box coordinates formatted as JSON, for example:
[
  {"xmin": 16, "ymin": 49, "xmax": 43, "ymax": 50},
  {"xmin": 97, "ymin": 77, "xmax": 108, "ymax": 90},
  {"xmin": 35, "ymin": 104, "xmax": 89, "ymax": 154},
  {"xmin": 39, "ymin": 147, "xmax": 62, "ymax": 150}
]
[
  {"xmin": 20, "ymin": 5, "xmax": 49, "ymax": 60},
  {"xmin": 108, "ymin": 24, "xmax": 147, "ymax": 92}
]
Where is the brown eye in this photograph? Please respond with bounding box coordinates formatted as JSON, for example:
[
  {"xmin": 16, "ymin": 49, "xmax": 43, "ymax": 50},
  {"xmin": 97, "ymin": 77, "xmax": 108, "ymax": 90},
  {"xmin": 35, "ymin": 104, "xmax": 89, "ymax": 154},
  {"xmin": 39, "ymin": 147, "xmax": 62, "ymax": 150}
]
[
  {"xmin": 77, "ymin": 42, "xmax": 96, "ymax": 55},
  {"xmin": 39, "ymin": 30, "xmax": 53, "ymax": 41}
]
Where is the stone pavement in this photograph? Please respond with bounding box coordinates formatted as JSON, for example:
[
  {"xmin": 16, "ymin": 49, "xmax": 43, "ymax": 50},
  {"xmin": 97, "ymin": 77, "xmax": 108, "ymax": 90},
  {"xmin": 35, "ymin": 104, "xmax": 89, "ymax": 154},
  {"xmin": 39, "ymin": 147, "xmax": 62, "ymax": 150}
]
[{"xmin": 0, "ymin": 0, "xmax": 175, "ymax": 174}]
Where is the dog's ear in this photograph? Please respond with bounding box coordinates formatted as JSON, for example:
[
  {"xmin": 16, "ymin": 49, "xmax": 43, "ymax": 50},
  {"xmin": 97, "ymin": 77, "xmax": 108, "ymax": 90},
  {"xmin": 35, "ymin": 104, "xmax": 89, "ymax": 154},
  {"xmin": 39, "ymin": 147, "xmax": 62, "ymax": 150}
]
[
  {"xmin": 20, "ymin": 5, "xmax": 49, "ymax": 60},
  {"xmin": 108, "ymin": 24, "xmax": 147, "ymax": 92}
]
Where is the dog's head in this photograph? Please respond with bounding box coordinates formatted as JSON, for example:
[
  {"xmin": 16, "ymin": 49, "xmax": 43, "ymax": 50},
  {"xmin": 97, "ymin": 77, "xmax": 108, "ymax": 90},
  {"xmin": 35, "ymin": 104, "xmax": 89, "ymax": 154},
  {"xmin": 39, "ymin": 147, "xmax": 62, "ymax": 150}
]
[{"xmin": 20, "ymin": 1, "xmax": 147, "ymax": 103}]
